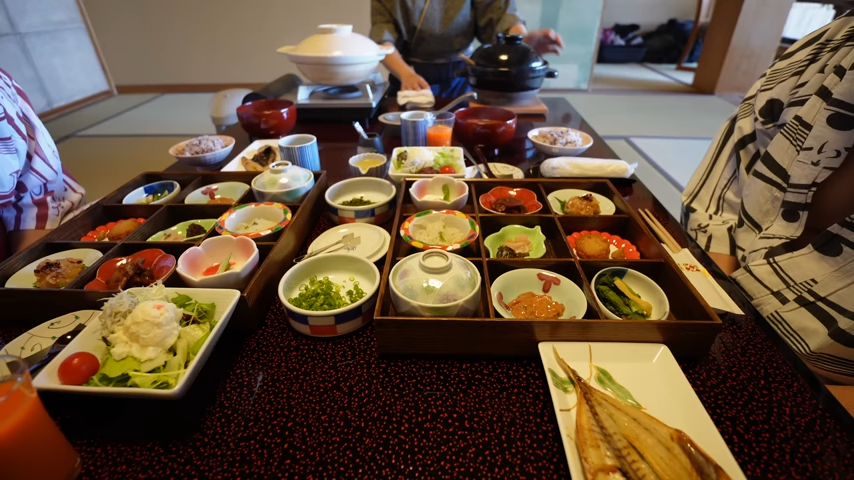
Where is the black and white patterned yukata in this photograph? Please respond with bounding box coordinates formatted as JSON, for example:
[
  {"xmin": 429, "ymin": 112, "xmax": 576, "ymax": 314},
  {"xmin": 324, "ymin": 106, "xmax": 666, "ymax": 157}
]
[{"xmin": 682, "ymin": 14, "xmax": 854, "ymax": 384}]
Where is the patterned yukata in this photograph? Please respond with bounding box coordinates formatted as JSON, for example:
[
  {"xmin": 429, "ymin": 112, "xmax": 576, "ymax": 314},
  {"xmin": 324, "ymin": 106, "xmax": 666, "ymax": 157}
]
[
  {"xmin": 0, "ymin": 68, "xmax": 85, "ymax": 237},
  {"xmin": 682, "ymin": 14, "xmax": 854, "ymax": 384}
]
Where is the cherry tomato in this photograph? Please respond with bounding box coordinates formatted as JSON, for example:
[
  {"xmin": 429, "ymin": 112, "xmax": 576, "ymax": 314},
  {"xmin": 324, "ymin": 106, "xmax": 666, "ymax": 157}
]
[
  {"xmin": 439, "ymin": 165, "xmax": 456, "ymax": 174},
  {"xmin": 58, "ymin": 352, "xmax": 100, "ymax": 385}
]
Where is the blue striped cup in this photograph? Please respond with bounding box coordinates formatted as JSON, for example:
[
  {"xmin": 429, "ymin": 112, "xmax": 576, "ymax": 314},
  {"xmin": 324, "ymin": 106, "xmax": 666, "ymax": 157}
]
[
  {"xmin": 400, "ymin": 111, "xmax": 431, "ymax": 147},
  {"xmin": 278, "ymin": 134, "xmax": 321, "ymax": 170}
]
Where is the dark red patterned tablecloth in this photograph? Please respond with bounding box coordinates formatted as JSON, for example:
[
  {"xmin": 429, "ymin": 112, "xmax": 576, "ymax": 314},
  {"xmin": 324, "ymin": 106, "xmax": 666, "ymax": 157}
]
[{"xmin": 1, "ymin": 216, "xmax": 852, "ymax": 479}]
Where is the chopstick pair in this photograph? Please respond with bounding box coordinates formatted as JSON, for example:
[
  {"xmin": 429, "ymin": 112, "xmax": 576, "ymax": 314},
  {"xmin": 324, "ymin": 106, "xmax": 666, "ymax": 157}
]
[{"xmin": 638, "ymin": 208, "xmax": 682, "ymax": 253}]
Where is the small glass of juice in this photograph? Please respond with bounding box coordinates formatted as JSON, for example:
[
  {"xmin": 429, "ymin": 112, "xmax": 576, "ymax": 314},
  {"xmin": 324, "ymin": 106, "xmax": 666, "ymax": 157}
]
[
  {"xmin": 427, "ymin": 112, "xmax": 455, "ymax": 147},
  {"xmin": 0, "ymin": 355, "xmax": 82, "ymax": 480}
]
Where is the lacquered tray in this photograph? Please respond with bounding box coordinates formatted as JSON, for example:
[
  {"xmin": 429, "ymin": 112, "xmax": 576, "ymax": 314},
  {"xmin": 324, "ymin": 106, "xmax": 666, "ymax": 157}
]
[
  {"xmin": 0, "ymin": 171, "xmax": 328, "ymax": 329},
  {"xmin": 373, "ymin": 178, "xmax": 722, "ymax": 358}
]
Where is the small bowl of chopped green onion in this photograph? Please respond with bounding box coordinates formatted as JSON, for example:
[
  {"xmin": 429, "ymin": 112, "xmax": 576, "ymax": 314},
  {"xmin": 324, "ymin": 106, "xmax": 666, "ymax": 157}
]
[
  {"xmin": 278, "ymin": 253, "xmax": 381, "ymax": 337},
  {"xmin": 325, "ymin": 177, "xmax": 397, "ymax": 225}
]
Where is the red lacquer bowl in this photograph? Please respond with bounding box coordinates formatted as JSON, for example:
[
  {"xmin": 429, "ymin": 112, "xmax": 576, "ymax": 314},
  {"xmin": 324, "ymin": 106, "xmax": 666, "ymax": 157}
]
[
  {"xmin": 567, "ymin": 230, "xmax": 640, "ymax": 260},
  {"xmin": 85, "ymin": 249, "xmax": 177, "ymax": 291},
  {"xmin": 479, "ymin": 187, "xmax": 542, "ymax": 214},
  {"xmin": 454, "ymin": 107, "xmax": 517, "ymax": 147},
  {"xmin": 237, "ymin": 99, "xmax": 297, "ymax": 138}
]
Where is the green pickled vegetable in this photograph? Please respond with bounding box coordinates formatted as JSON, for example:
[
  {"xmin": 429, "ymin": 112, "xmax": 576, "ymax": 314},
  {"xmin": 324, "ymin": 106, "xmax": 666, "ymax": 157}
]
[
  {"xmin": 442, "ymin": 184, "xmax": 451, "ymax": 202},
  {"xmin": 341, "ymin": 196, "xmax": 374, "ymax": 206},
  {"xmin": 288, "ymin": 275, "xmax": 367, "ymax": 311},
  {"xmin": 596, "ymin": 275, "xmax": 648, "ymax": 320}
]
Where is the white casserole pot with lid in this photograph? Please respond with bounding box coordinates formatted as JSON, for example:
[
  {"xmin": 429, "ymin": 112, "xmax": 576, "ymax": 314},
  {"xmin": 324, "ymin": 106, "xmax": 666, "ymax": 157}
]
[{"xmin": 277, "ymin": 24, "xmax": 394, "ymax": 65}]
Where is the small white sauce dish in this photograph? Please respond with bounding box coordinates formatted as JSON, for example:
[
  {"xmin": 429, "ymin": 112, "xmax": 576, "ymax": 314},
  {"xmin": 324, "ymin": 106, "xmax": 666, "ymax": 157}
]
[
  {"xmin": 122, "ymin": 180, "xmax": 181, "ymax": 205},
  {"xmin": 408, "ymin": 176, "xmax": 469, "ymax": 211},
  {"xmin": 278, "ymin": 253, "xmax": 381, "ymax": 337},
  {"xmin": 184, "ymin": 182, "xmax": 250, "ymax": 205},
  {"xmin": 349, "ymin": 153, "xmax": 390, "ymax": 178},
  {"xmin": 251, "ymin": 161, "xmax": 316, "ymax": 203},
  {"xmin": 325, "ymin": 177, "xmax": 397, "ymax": 225},
  {"xmin": 176, "ymin": 236, "xmax": 260, "ymax": 289},
  {"xmin": 591, "ymin": 267, "xmax": 670, "ymax": 320},
  {"xmin": 490, "ymin": 268, "xmax": 586, "ymax": 320}
]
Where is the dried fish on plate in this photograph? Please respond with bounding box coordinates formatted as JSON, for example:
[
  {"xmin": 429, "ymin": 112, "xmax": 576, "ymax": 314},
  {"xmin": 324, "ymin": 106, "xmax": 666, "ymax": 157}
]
[{"xmin": 552, "ymin": 346, "xmax": 732, "ymax": 480}]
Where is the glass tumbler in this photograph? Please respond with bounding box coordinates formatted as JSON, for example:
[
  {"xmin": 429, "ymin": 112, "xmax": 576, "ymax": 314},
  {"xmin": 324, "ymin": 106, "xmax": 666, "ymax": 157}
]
[{"xmin": 426, "ymin": 112, "xmax": 455, "ymax": 147}]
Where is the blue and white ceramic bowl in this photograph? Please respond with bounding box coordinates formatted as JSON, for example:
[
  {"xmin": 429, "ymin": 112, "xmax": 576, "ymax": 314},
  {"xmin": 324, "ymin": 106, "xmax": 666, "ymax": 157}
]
[
  {"xmin": 325, "ymin": 177, "xmax": 397, "ymax": 225},
  {"xmin": 122, "ymin": 180, "xmax": 181, "ymax": 205},
  {"xmin": 278, "ymin": 253, "xmax": 381, "ymax": 337}
]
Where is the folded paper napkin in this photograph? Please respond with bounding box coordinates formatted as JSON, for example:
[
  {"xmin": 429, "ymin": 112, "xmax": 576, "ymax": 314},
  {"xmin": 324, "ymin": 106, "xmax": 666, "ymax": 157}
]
[
  {"xmin": 540, "ymin": 157, "xmax": 637, "ymax": 178},
  {"xmin": 397, "ymin": 89, "xmax": 435, "ymax": 109},
  {"xmin": 662, "ymin": 244, "xmax": 744, "ymax": 315}
]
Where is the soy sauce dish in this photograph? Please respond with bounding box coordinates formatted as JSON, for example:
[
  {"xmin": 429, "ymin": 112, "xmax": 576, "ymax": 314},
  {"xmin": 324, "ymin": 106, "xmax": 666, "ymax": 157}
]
[{"xmin": 325, "ymin": 177, "xmax": 397, "ymax": 225}]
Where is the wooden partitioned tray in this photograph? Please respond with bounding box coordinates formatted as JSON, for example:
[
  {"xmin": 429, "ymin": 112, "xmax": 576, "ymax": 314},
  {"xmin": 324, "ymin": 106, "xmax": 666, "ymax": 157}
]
[
  {"xmin": 0, "ymin": 171, "xmax": 328, "ymax": 329},
  {"xmin": 373, "ymin": 178, "xmax": 722, "ymax": 359}
]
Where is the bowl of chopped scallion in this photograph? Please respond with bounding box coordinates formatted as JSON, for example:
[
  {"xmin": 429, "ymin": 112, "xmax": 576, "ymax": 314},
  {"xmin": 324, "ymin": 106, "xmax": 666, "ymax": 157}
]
[{"xmin": 277, "ymin": 253, "xmax": 380, "ymax": 337}]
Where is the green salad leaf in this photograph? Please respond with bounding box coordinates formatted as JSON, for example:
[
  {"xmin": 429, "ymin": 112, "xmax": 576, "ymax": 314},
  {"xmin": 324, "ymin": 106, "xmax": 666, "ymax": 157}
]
[
  {"xmin": 433, "ymin": 149, "xmax": 457, "ymax": 168},
  {"xmin": 171, "ymin": 294, "xmax": 216, "ymax": 326},
  {"xmin": 85, "ymin": 356, "xmax": 141, "ymax": 388}
]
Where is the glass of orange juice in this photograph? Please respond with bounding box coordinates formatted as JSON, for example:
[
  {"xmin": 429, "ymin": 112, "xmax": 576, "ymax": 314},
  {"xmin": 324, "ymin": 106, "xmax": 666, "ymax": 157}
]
[
  {"xmin": 0, "ymin": 355, "xmax": 81, "ymax": 480},
  {"xmin": 426, "ymin": 112, "xmax": 455, "ymax": 147}
]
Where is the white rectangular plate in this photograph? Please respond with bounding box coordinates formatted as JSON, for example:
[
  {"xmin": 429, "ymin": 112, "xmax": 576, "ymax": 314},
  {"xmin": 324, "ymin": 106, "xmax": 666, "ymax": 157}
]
[
  {"xmin": 538, "ymin": 342, "xmax": 745, "ymax": 479},
  {"xmin": 221, "ymin": 139, "xmax": 280, "ymax": 171},
  {"xmin": 33, "ymin": 288, "xmax": 241, "ymax": 399}
]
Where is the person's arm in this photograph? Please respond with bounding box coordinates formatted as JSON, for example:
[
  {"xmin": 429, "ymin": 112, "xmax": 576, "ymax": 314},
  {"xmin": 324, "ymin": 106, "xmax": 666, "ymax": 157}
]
[
  {"xmin": 472, "ymin": 0, "xmax": 563, "ymax": 54},
  {"xmin": 370, "ymin": 0, "xmax": 429, "ymax": 91},
  {"xmin": 508, "ymin": 22, "xmax": 564, "ymax": 55},
  {"xmin": 380, "ymin": 44, "xmax": 430, "ymax": 91},
  {"xmin": 681, "ymin": 115, "xmax": 744, "ymax": 276}
]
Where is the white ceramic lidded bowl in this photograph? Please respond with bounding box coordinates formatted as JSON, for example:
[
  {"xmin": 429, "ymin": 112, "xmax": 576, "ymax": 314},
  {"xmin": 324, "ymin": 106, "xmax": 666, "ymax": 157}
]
[
  {"xmin": 176, "ymin": 236, "xmax": 260, "ymax": 289},
  {"xmin": 277, "ymin": 24, "xmax": 395, "ymax": 85},
  {"xmin": 409, "ymin": 176, "xmax": 469, "ymax": 211},
  {"xmin": 251, "ymin": 161, "xmax": 316, "ymax": 203},
  {"xmin": 389, "ymin": 250, "xmax": 481, "ymax": 317}
]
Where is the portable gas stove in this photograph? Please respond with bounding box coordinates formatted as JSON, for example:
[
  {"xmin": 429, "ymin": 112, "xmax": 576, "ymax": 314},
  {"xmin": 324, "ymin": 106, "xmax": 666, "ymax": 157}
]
[{"xmin": 294, "ymin": 72, "xmax": 388, "ymax": 122}]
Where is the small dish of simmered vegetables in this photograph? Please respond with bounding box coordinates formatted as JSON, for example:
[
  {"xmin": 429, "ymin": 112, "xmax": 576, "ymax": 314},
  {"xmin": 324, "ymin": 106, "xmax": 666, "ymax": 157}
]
[{"xmin": 591, "ymin": 267, "xmax": 669, "ymax": 320}]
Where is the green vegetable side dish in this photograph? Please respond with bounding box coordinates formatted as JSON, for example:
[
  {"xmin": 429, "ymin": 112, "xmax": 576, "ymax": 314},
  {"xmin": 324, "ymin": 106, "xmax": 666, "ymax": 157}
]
[
  {"xmin": 85, "ymin": 291, "xmax": 217, "ymax": 389},
  {"xmin": 341, "ymin": 196, "xmax": 375, "ymax": 206},
  {"xmin": 596, "ymin": 275, "xmax": 650, "ymax": 320},
  {"xmin": 137, "ymin": 190, "xmax": 169, "ymax": 205},
  {"xmin": 441, "ymin": 184, "xmax": 451, "ymax": 202},
  {"xmin": 288, "ymin": 275, "xmax": 367, "ymax": 311}
]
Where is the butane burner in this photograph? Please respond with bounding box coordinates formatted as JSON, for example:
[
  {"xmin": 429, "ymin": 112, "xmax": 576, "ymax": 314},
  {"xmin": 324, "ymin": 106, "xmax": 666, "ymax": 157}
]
[{"xmin": 295, "ymin": 72, "xmax": 388, "ymax": 122}]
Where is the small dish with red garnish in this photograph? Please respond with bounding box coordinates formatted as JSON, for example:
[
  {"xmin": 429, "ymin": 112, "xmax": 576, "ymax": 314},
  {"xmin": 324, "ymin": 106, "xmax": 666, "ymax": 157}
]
[
  {"xmin": 84, "ymin": 249, "xmax": 176, "ymax": 291},
  {"xmin": 479, "ymin": 187, "xmax": 543, "ymax": 214},
  {"xmin": 176, "ymin": 235, "xmax": 260, "ymax": 289},
  {"xmin": 490, "ymin": 268, "xmax": 586, "ymax": 320},
  {"xmin": 81, "ymin": 218, "xmax": 146, "ymax": 242},
  {"xmin": 567, "ymin": 230, "xmax": 640, "ymax": 260}
]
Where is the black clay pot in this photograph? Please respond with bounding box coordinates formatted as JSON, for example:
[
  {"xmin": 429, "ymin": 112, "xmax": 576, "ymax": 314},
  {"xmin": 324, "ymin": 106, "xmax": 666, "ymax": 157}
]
[{"xmin": 465, "ymin": 34, "xmax": 558, "ymax": 93}]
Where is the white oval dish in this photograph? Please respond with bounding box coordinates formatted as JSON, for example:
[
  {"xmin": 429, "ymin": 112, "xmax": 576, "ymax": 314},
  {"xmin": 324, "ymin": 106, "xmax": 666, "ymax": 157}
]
[
  {"xmin": 1, "ymin": 310, "xmax": 99, "ymax": 357},
  {"xmin": 547, "ymin": 189, "xmax": 616, "ymax": 215},
  {"xmin": 490, "ymin": 269, "xmax": 586, "ymax": 320},
  {"xmin": 5, "ymin": 249, "xmax": 103, "ymax": 289},
  {"xmin": 591, "ymin": 267, "xmax": 670, "ymax": 320},
  {"xmin": 307, "ymin": 223, "xmax": 391, "ymax": 263}
]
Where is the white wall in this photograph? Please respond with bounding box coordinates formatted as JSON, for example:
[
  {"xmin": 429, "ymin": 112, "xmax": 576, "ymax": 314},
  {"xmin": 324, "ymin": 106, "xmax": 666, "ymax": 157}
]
[
  {"xmin": 601, "ymin": 0, "xmax": 697, "ymax": 32},
  {"xmin": 82, "ymin": 0, "xmax": 373, "ymax": 85}
]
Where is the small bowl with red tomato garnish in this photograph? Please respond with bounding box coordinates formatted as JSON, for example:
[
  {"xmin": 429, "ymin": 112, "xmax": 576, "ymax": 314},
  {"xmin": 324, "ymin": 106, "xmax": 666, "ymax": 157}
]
[{"xmin": 176, "ymin": 235, "xmax": 259, "ymax": 289}]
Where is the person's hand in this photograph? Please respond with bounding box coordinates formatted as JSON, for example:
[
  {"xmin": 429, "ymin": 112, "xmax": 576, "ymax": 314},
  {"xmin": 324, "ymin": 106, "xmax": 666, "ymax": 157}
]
[
  {"xmin": 400, "ymin": 72, "xmax": 430, "ymax": 91},
  {"xmin": 523, "ymin": 28, "xmax": 564, "ymax": 55}
]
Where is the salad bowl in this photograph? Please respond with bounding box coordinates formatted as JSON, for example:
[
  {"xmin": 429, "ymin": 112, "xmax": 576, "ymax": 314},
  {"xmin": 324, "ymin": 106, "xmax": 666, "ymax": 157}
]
[
  {"xmin": 176, "ymin": 236, "xmax": 260, "ymax": 289},
  {"xmin": 387, "ymin": 146, "xmax": 466, "ymax": 184},
  {"xmin": 409, "ymin": 176, "xmax": 469, "ymax": 211},
  {"xmin": 32, "ymin": 286, "xmax": 241, "ymax": 398}
]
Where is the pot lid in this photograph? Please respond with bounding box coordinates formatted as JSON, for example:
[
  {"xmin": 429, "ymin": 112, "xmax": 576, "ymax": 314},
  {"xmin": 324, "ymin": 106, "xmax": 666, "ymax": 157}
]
[
  {"xmin": 253, "ymin": 161, "xmax": 312, "ymax": 191},
  {"xmin": 469, "ymin": 33, "xmax": 546, "ymax": 71},
  {"xmin": 392, "ymin": 251, "xmax": 479, "ymax": 305},
  {"xmin": 278, "ymin": 24, "xmax": 388, "ymax": 58}
]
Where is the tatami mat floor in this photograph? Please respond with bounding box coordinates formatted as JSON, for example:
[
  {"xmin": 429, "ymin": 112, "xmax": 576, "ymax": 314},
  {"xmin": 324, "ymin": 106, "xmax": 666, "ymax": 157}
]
[{"xmin": 44, "ymin": 63, "xmax": 734, "ymax": 217}]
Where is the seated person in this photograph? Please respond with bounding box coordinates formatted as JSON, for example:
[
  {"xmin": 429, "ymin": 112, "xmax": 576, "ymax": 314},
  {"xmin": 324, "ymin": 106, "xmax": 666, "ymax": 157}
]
[
  {"xmin": 0, "ymin": 68, "xmax": 86, "ymax": 261},
  {"xmin": 682, "ymin": 13, "xmax": 854, "ymax": 386}
]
